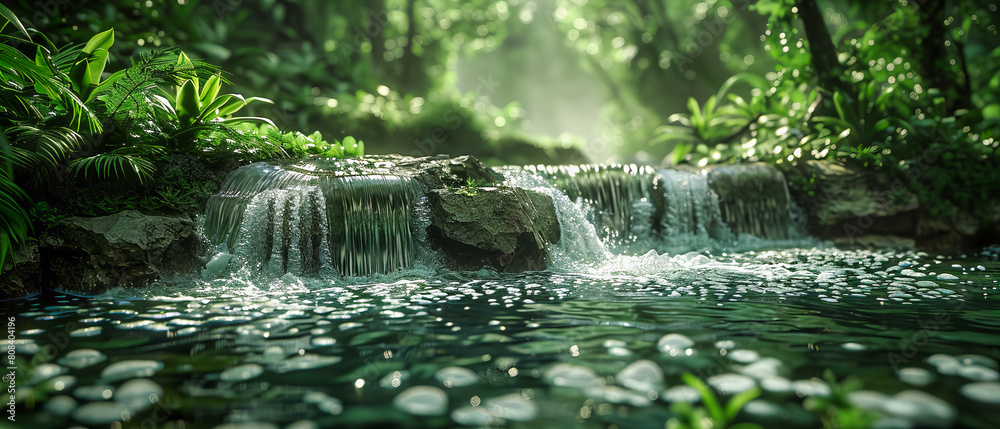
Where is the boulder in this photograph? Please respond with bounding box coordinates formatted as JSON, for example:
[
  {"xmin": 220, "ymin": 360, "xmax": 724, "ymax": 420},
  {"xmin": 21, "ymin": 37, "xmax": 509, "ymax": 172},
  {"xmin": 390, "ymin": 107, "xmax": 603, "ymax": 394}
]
[
  {"xmin": 785, "ymin": 161, "xmax": 1000, "ymax": 252},
  {"xmin": 427, "ymin": 187, "xmax": 560, "ymax": 272},
  {"xmin": 38, "ymin": 210, "xmax": 205, "ymax": 293},
  {"xmin": 394, "ymin": 154, "xmax": 505, "ymax": 190}
]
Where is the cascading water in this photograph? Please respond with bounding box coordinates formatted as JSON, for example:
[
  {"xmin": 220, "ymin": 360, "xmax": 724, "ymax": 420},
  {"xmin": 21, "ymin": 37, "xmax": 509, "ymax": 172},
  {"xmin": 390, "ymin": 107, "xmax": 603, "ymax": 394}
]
[
  {"xmin": 706, "ymin": 164, "xmax": 798, "ymax": 240},
  {"xmin": 520, "ymin": 164, "xmax": 653, "ymax": 241},
  {"xmin": 501, "ymin": 163, "xmax": 804, "ymax": 260},
  {"xmin": 205, "ymin": 160, "xmax": 804, "ymax": 278},
  {"xmin": 204, "ymin": 160, "xmax": 424, "ymax": 277}
]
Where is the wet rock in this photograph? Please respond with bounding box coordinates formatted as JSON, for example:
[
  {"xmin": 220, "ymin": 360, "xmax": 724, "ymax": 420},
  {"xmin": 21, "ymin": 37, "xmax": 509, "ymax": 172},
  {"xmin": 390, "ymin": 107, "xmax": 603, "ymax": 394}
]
[
  {"xmin": 427, "ymin": 187, "xmax": 560, "ymax": 272},
  {"xmin": 39, "ymin": 210, "xmax": 205, "ymax": 293},
  {"xmin": 785, "ymin": 160, "xmax": 1000, "ymax": 253},
  {"xmin": 396, "ymin": 154, "xmax": 505, "ymax": 190}
]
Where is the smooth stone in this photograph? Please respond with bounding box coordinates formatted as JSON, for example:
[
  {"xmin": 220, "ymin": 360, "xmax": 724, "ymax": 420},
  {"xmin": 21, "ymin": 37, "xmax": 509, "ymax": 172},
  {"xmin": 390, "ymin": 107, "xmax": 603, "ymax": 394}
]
[
  {"xmin": 42, "ymin": 395, "xmax": 78, "ymax": 416},
  {"xmin": 543, "ymin": 363, "xmax": 601, "ymax": 388},
  {"xmin": 303, "ymin": 391, "xmax": 343, "ymax": 415},
  {"xmin": 898, "ymin": 367, "xmax": 936, "ymax": 386},
  {"xmin": 707, "ymin": 374, "xmax": 756, "ymax": 395},
  {"xmin": 221, "ymin": 364, "xmax": 264, "ymax": 382},
  {"xmin": 936, "ymin": 273, "xmax": 959, "ymax": 281},
  {"xmin": 881, "ymin": 390, "xmax": 955, "ymax": 428},
  {"xmin": 100, "ymin": 360, "xmax": 164, "ymax": 382},
  {"xmin": 739, "ymin": 357, "xmax": 783, "ymax": 379},
  {"xmin": 73, "ymin": 401, "xmax": 132, "ymax": 426},
  {"xmin": 657, "ymin": 334, "xmax": 694, "ymax": 355},
  {"xmin": 434, "ymin": 366, "xmax": 479, "ymax": 387},
  {"xmin": 792, "ymin": 379, "xmax": 831, "ymax": 397},
  {"xmin": 957, "ymin": 365, "xmax": 1000, "ymax": 381},
  {"xmin": 73, "ymin": 385, "xmax": 114, "ymax": 401},
  {"xmin": 727, "ymin": 349, "xmax": 759, "ymax": 363},
  {"xmin": 58, "ymin": 349, "xmax": 107, "ymax": 369},
  {"xmin": 662, "ymin": 385, "xmax": 700, "ymax": 403},
  {"xmin": 956, "ymin": 354, "xmax": 999, "ymax": 369},
  {"xmin": 586, "ymin": 386, "xmax": 652, "ymax": 407},
  {"xmin": 483, "ymin": 393, "xmax": 538, "ymax": 421},
  {"xmin": 115, "ymin": 379, "xmax": 163, "ymax": 412},
  {"xmin": 616, "ymin": 359, "xmax": 664, "ymax": 392},
  {"xmin": 393, "ymin": 386, "xmax": 448, "ymax": 416},
  {"xmin": 960, "ymin": 381, "xmax": 1000, "ymax": 404},
  {"xmin": 451, "ymin": 406, "xmax": 495, "ymax": 425},
  {"xmin": 759, "ymin": 376, "xmax": 794, "ymax": 393},
  {"xmin": 29, "ymin": 363, "xmax": 66, "ymax": 385},
  {"xmin": 848, "ymin": 390, "xmax": 889, "ymax": 411}
]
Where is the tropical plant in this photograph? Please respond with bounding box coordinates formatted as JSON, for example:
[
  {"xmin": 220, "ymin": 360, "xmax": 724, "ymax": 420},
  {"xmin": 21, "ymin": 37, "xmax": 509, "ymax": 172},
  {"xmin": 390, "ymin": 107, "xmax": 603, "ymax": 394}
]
[
  {"xmin": 803, "ymin": 370, "xmax": 879, "ymax": 429},
  {"xmin": 0, "ymin": 133, "xmax": 32, "ymax": 275},
  {"xmin": 652, "ymin": 74, "xmax": 768, "ymax": 165},
  {"xmin": 666, "ymin": 373, "xmax": 763, "ymax": 429}
]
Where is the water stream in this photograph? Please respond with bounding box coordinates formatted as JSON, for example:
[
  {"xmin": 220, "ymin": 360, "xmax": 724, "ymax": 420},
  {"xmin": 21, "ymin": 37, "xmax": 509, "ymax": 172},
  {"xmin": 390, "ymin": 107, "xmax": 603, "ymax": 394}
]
[{"xmin": 3, "ymin": 163, "xmax": 997, "ymax": 429}]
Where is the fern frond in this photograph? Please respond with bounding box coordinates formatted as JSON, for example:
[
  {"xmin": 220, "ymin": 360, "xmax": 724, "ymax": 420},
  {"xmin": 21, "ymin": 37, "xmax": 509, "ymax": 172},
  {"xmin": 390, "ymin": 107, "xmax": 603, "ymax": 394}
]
[
  {"xmin": 7, "ymin": 125, "xmax": 83, "ymax": 187},
  {"xmin": 68, "ymin": 145, "xmax": 163, "ymax": 185},
  {"xmin": 98, "ymin": 47, "xmax": 219, "ymax": 122}
]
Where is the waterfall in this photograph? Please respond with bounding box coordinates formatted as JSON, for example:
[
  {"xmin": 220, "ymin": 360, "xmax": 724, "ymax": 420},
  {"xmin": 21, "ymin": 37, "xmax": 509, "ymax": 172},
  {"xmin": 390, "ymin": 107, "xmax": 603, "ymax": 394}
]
[
  {"xmin": 204, "ymin": 161, "xmax": 424, "ymax": 277},
  {"xmin": 501, "ymin": 163, "xmax": 801, "ymax": 259},
  {"xmin": 521, "ymin": 164, "xmax": 653, "ymax": 241},
  {"xmin": 650, "ymin": 169, "xmax": 731, "ymax": 240},
  {"xmin": 706, "ymin": 164, "xmax": 797, "ymax": 240}
]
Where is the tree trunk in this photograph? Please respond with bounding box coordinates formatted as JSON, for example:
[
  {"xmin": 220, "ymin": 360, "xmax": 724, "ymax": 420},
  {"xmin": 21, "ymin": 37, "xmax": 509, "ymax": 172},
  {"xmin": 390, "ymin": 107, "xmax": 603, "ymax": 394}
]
[{"xmin": 795, "ymin": 0, "xmax": 849, "ymax": 93}]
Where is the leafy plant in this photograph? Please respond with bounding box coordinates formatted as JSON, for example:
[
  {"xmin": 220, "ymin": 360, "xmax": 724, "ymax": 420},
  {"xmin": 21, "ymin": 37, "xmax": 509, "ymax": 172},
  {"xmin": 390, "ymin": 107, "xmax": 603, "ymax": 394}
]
[
  {"xmin": 666, "ymin": 373, "xmax": 763, "ymax": 429},
  {"xmin": 170, "ymin": 52, "xmax": 274, "ymax": 149},
  {"xmin": 652, "ymin": 74, "xmax": 769, "ymax": 165},
  {"xmin": 0, "ymin": 133, "xmax": 32, "ymax": 275},
  {"xmin": 457, "ymin": 178, "xmax": 479, "ymax": 196},
  {"xmin": 803, "ymin": 370, "xmax": 879, "ymax": 429}
]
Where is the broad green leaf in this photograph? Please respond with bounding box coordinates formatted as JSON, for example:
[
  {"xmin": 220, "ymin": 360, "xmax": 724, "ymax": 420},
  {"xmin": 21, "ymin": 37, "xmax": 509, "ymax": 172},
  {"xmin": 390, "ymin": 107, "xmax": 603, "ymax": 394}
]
[
  {"xmin": 175, "ymin": 80, "xmax": 201, "ymax": 125},
  {"xmin": 68, "ymin": 59, "xmax": 93, "ymax": 97},
  {"xmin": 197, "ymin": 94, "xmax": 234, "ymax": 122},
  {"xmin": 81, "ymin": 28, "xmax": 114, "ymax": 56},
  {"xmin": 200, "ymin": 74, "xmax": 223, "ymax": 105}
]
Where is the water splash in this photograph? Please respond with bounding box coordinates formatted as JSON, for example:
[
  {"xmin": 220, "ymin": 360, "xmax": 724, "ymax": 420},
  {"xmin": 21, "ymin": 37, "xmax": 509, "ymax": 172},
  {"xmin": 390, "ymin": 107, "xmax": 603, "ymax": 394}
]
[{"xmin": 522, "ymin": 164, "xmax": 653, "ymax": 241}]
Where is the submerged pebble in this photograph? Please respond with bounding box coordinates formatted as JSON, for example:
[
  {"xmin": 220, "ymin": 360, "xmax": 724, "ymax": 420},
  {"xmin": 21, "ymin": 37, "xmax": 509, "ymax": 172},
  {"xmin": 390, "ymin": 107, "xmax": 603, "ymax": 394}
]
[
  {"xmin": 898, "ymin": 367, "xmax": 936, "ymax": 386},
  {"xmin": 960, "ymin": 381, "xmax": 1000, "ymax": 404},
  {"xmin": 881, "ymin": 390, "xmax": 955, "ymax": 428},
  {"xmin": 220, "ymin": 364, "xmax": 264, "ymax": 382},
  {"xmin": 616, "ymin": 359, "xmax": 664, "ymax": 392},
  {"xmin": 73, "ymin": 401, "xmax": 132, "ymax": 426},
  {"xmin": 42, "ymin": 395, "xmax": 78, "ymax": 416},
  {"xmin": 435, "ymin": 366, "xmax": 479, "ymax": 387},
  {"xmin": 657, "ymin": 333, "xmax": 694, "ymax": 356},
  {"xmin": 707, "ymin": 373, "xmax": 756, "ymax": 394},
  {"xmin": 544, "ymin": 363, "xmax": 601, "ymax": 388},
  {"xmin": 483, "ymin": 393, "xmax": 538, "ymax": 421},
  {"xmin": 115, "ymin": 379, "xmax": 162, "ymax": 412},
  {"xmin": 393, "ymin": 386, "xmax": 448, "ymax": 416},
  {"xmin": 58, "ymin": 349, "xmax": 107, "ymax": 369},
  {"xmin": 101, "ymin": 360, "xmax": 164, "ymax": 382}
]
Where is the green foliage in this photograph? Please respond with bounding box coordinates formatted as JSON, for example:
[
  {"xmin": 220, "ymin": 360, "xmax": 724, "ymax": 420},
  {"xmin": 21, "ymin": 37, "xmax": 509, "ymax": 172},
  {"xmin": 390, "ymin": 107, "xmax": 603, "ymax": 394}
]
[
  {"xmin": 236, "ymin": 124, "xmax": 364, "ymax": 159},
  {"xmin": 803, "ymin": 370, "xmax": 879, "ymax": 429},
  {"xmin": 0, "ymin": 133, "xmax": 32, "ymax": 274},
  {"xmin": 652, "ymin": 74, "xmax": 768, "ymax": 165},
  {"xmin": 457, "ymin": 178, "xmax": 479, "ymax": 196},
  {"xmin": 666, "ymin": 373, "xmax": 762, "ymax": 429}
]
